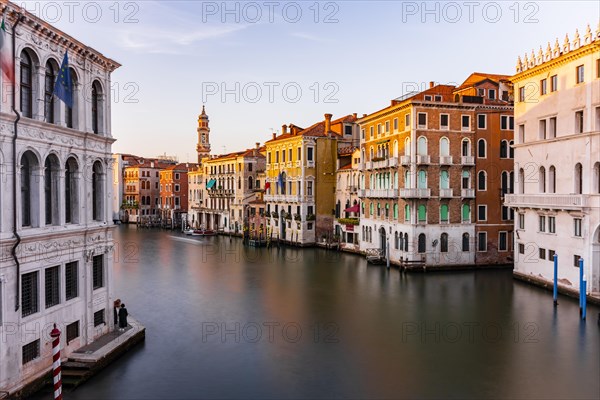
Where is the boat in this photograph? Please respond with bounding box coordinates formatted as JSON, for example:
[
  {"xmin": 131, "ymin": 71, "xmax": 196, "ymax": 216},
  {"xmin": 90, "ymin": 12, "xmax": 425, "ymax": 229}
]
[
  {"xmin": 193, "ymin": 229, "xmax": 217, "ymax": 236},
  {"xmin": 183, "ymin": 229, "xmax": 196, "ymax": 235}
]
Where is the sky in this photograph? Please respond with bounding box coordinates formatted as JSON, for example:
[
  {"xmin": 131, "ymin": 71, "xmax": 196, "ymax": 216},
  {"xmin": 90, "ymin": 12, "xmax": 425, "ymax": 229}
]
[{"xmin": 18, "ymin": 0, "xmax": 600, "ymax": 161}]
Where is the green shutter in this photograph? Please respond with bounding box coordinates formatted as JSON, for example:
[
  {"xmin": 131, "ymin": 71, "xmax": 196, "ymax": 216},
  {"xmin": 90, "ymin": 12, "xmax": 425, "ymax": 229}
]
[
  {"xmin": 441, "ymin": 204, "xmax": 449, "ymax": 221},
  {"xmin": 462, "ymin": 204, "xmax": 470, "ymax": 221},
  {"xmin": 418, "ymin": 205, "xmax": 426, "ymax": 221}
]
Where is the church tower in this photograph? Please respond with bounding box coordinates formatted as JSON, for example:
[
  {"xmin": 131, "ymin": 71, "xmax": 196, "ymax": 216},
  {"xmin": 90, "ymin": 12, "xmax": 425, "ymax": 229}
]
[{"xmin": 196, "ymin": 105, "xmax": 211, "ymax": 163}]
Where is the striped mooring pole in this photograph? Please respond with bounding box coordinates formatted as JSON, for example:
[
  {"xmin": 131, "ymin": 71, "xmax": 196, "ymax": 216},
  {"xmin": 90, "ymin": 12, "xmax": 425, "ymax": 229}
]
[{"xmin": 50, "ymin": 324, "xmax": 63, "ymax": 400}]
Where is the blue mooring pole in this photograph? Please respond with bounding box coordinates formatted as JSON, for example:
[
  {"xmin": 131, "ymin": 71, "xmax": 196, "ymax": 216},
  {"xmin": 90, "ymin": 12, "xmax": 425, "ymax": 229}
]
[
  {"xmin": 579, "ymin": 258, "xmax": 584, "ymax": 314},
  {"xmin": 553, "ymin": 254, "xmax": 558, "ymax": 306},
  {"xmin": 582, "ymin": 277, "xmax": 587, "ymax": 321}
]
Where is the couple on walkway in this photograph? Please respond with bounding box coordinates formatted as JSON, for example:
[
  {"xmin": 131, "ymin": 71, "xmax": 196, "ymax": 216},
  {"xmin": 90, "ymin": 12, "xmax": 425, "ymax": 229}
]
[{"xmin": 113, "ymin": 299, "xmax": 129, "ymax": 331}]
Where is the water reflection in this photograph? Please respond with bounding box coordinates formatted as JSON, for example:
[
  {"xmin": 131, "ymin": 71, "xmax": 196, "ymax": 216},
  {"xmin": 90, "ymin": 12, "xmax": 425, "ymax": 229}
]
[{"xmin": 31, "ymin": 226, "xmax": 599, "ymax": 399}]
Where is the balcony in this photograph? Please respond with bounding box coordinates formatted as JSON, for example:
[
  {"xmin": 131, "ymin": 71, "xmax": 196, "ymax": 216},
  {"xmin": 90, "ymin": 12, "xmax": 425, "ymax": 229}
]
[
  {"xmin": 400, "ymin": 188, "xmax": 431, "ymax": 198},
  {"xmin": 504, "ymin": 194, "xmax": 596, "ymax": 211},
  {"xmin": 366, "ymin": 157, "xmax": 399, "ymax": 170},
  {"xmin": 348, "ymin": 186, "xmax": 358, "ymax": 194},
  {"xmin": 358, "ymin": 189, "xmax": 367, "ymax": 197},
  {"xmin": 461, "ymin": 156, "xmax": 475, "ymax": 165},
  {"xmin": 364, "ymin": 189, "xmax": 399, "ymax": 198},
  {"xmin": 439, "ymin": 188, "xmax": 453, "ymax": 198},
  {"xmin": 416, "ymin": 155, "xmax": 431, "ymax": 165},
  {"xmin": 461, "ymin": 189, "xmax": 475, "ymax": 198},
  {"xmin": 400, "ymin": 155, "xmax": 412, "ymax": 165},
  {"xmin": 439, "ymin": 156, "xmax": 453, "ymax": 165}
]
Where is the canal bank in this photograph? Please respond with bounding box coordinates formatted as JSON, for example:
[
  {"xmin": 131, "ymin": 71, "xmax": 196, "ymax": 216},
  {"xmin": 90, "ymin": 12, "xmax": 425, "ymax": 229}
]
[{"xmin": 29, "ymin": 226, "xmax": 600, "ymax": 400}]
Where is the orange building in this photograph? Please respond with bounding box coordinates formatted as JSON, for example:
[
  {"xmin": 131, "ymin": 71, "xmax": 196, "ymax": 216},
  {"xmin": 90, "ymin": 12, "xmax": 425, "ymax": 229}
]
[{"xmin": 159, "ymin": 163, "xmax": 197, "ymax": 226}]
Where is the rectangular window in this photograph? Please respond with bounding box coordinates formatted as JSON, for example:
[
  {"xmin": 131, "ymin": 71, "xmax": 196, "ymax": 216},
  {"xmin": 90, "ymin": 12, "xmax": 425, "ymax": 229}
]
[
  {"xmin": 519, "ymin": 87, "xmax": 525, "ymax": 102},
  {"xmin": 424, "ymin": 95, "xmax": 432, "ymax": 101},
  {"xmin": 405, "ymin": 114, "xmax": 411, "ymax": 129},
  {"xmin": 93, "ymin": 309, "xmax": 105, "ymax": 327},
  {"xmin": 66, "ymin": 320, "xmax": 80, "ymax": 344},
  {"xmin": 548, "ymin": 250, "xmax": 556, "ymax": 261},
  {"xmin": 539, "ymin": 215, "xmax": 546, "ymax": 232},
  {"xmin": 549, "ymin": 117, "xmax": 557, "ymax": 138},
  {"xmin": 518, "ymin": 243, "xmax": 525, "ymax": 254},
  {"xmin": 576, "ymin": 65, "xmax": 584, "ymax": 84},
  {"xmin": 175, "ymin": 173, "xmax": 180, "ymax": 180},
  {"xmin": 297, "ymin": 147, "xmax": 301, "ymax": 160},
  {"xmin": 369, "ymin": 126, "xmax": 374, "ymax": 138},
  {"xmin": 307, "ymin": 147, "xmax": 314, "ymax": 162},
  {"xmin": 477, "ymin": 114, "xmax": 486, "ymax": 129},
  {"xmin": 488, "ymin": 89, "xmax": 496, "ymax": 100},
  {"xmin": 21, "ymin": 271, "xmax": 39, "ymax": 317},
  {"xmin": 385, "ymin": 121, "xmax": 390, "ymax": 133},
  {"xmin": 539, "ymin": 248, "xmax": 546, "ymax": 259},
  {"xmin": 478, "ymin": 88, "xmax": 485, "ymax": 97},
  {"xmin": 499, "ymin": 232, "xmax": 507, "ymax": 251},
  {"xmin": 22, "ymin": 339, "xmax": 40, "ymax": 365},
  {"xmin": 434, "ymin": 95, "xmax": 442, "ymax": 102},
  {"xmin": 518, "ymin": 124, "xmax": 525, "ymax": 143},
  {"xmin": 540, "ymin": 79, "xmax": 547, "ymax": 95},
  {"xmin": 282, "ymin": 150, "xmax": 286, "ymax": 162},
  {"xmin": 574, "ymin": 218, "xmax": 582, "ymax": 237},
  {"xmin": 417, "ymin": 113, "xmax": 427, "ymax": 128},
  {"xmin": 539, "ymin": 119, "xmax": 547, "ymax": 139},
  {"xmin": 92, "ymin": 255, "xmax": 104, "ymax": 290},
  {"xmin": 174, "ymin": 184, "xmax": 180, "ymax": 192},
  {"xmin": 575, "ymin": 110, "xmax": 584, "ymax": 133},
  {"xmin": 478, "ymin": 205, "xmax": 487, "ymax": 221},
  {"xmin": 574, "ymin": 254, "xmax": 581, "ymax": 267},
  {"xmin": 462, "ymin": 115, "xmax": 470, "ymax": 130},
  {"xmin": 501, "ymin": 206, "xmax": 509, "ymax": 221},
  {"xmin": 549, "ymin": 216, "xmax": 556, "ymax": 233},
  {"xmin": 45, "ymin": 266, "xmax": 60, "ymax": 309},
  {"xmin": 307, "ymin": 223, "xmax": 313, "ymax": 230},
  {"xmin": 393, "ymin": 118, "xmax": 398, "ymax": 131},
  {"xmin": 377, "ymin": 124, "xmax": 382, "ymax": 136},
  {"xmin": 440, "ymin": 114, "xmax": 449, "ymax": 129},
  {"xmin": 518, "ymin": 213, "xmax": 525, "ymax": 229},
  {"xmin": 344, "ymin": 125, "xmax": 352, "ymax": 136},
  {"xmin": 551, "ymin": 75, "xmax": 558, "ymax": 92},
  {"xmin": 360, "ymin": 129, "xmax": 365, "ymax": 139},
  {"xmin": 477, "ymin": 232, "xmax": 487, "ymax": 252},
  {"xmin": 307, "ymin": 181, "xmax": 313, "ymax": 196}
]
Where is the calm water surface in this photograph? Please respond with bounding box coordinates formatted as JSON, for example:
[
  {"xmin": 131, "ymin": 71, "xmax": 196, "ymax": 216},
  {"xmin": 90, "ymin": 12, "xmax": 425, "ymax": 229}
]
[{"xmin": 32, "ymin": 226, "xmax": 600, "ymax": 399}]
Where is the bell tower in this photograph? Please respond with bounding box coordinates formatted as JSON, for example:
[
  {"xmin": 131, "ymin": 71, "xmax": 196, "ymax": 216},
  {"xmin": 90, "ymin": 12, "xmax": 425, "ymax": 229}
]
[{"xmin": 196, "ymin": 105, "xmax": 211, "ymax": 163}]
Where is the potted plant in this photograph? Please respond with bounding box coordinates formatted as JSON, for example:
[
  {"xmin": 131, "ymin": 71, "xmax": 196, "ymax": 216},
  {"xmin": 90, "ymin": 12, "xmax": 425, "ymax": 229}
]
[
  {"xmin": 306, "ymin": 214, "xmax": 316, "ymax": 221},
  {"xmin": 294, "ymin": 214, "xmax": 301, "ymax": 221}
]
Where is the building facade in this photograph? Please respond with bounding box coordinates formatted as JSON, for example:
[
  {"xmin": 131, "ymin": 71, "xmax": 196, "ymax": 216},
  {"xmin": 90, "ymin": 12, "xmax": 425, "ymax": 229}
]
[
  {"xmin": 358, "ymin": 74, "xmax": 514, "ymax": 267},
  {"xmin": 264, "ymin": 114, "xmax": 358, "ymax": 245},
  {"xmin": 505, "ymin": 25, "xmax": 600, "ymax": 294},
  {"xmin": 334, "ymin": 148, "xmax": 361, "ymax": 251},
  {"xmin": 0, "ymin": 3, "xmax": 120, "ymax": 394},
  {"xmin": 159, "ymin": 164, "xmax": 194, "ymax": 227}
]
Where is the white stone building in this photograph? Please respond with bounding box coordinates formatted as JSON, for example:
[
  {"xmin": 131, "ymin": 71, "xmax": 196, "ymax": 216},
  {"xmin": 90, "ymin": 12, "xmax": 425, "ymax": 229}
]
[
  {"xmin": 505, "ymin": 25, "xmax": 600, "ymax": 294},
  {"xmin": 334, "ymin": 148, "xmax": 360, "ymax": 252},
  {"xmin": 0, "ymin": 3, "xmax": 119, "ymax": 394}
]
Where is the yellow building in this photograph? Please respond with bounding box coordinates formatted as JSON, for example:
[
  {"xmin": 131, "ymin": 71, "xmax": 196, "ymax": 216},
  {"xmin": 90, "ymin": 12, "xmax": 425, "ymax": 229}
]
[{"xmin": 264, "ymin": 113, "xmax": 358, "ymax": 245}]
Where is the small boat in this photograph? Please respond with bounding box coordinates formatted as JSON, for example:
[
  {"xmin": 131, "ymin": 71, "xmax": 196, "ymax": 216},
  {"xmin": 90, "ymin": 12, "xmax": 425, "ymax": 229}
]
[
  {"xmin": 193, "ymin": 229, "xmax": 217, "ymax": 236},
  {"xmin": 183, "ymin": 229, "xmax": 195, "ymax": 235}
]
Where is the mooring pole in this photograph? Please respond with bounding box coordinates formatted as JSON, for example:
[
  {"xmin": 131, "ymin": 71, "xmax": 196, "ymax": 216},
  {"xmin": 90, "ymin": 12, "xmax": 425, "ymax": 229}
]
[
  {"xmin": 579, "ymin": 258, "xmax": 584, "ymax": 314},
  {"xmin": 50, "ymin": 324, "xmax": 63, "ymax": 400},
  {"xmin": 553, "ymin": 254, "xmax": 558, "ymax": 306},
  {"xmin": 582, "ymin": 276, "xmax": 587, "ymax": 321}
]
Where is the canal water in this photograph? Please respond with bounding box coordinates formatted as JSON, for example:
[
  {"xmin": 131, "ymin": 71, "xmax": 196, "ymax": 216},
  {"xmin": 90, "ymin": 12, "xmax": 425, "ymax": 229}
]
[{"xmin": 33, "ymin": 226, "xmax": 599, "ymax": 399}]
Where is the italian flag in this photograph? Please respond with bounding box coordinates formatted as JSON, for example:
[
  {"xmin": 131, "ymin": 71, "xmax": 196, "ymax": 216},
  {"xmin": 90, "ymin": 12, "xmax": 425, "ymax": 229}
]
[{"xmin": 0, "ymin": 12, "xmax": 14, "ymax": 83}]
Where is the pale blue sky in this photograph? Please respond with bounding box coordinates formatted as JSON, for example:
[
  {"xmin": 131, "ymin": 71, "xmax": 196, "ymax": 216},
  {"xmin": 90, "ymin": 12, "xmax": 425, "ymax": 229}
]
[{"xmin": 23, "ymin": 1, "xmax": 599, "ymax": 161}]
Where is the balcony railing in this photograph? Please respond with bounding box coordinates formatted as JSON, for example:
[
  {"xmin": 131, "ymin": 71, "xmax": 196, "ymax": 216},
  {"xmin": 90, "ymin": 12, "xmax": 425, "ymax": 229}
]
[
  {"xmin": 416, "ymin": 155, "xmax": 431, "ymax": 165},
  {"xmin": 461, "ymin": 188, "xmax": 475, "ymax": 198},
  {"xmin": 439, "ymin": 156, "xmax": 453, "ymax": 165},
  {"xmin": 366, "ymin": 157, "xmax": 399, "ymax": 170},
  {"xmin": 400, "ymin": 188, "xmax": 431, "ymax": 198},
  {"xmin": 364, "ymin": 189, "xmax": 399, "ymax": 198},
  {"xmin": 400, "ymin": 155, "xmax": 412, "ymax": 165},
  {"xmin": 461, "ymin": 156, "xmax": 475, "ymax": 165},
  {"xmin": 358, "ymin": 189, "xmax": 366, "ymax": 197},
  {"xmin": 439, "ymin": 188, "xmax": 453, "ymax": 198},
  {"xmin": 504, "ymin": 194, "xmax": 594, "ymax": 210}
]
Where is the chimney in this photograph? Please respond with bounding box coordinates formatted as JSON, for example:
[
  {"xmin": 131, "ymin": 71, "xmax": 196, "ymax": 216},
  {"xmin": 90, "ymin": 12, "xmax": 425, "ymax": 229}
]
[
  {"xmin": 254, "ymin": 142, "xmax": 260, "ymax": 156},
  {"xmin": 255, "ymin": 142, "xmax": 260, "ymax": 149},
  {"xmin": 324, "ymin": 113, "xmax": 332, "ymax": 134},
  {"xmin": 282, "ymin": 124, "xmax": 288, "ymax": 135},
  {"xmin": 272, "ymin": 132, "xmax": 277, "ymax": 140},
  {"xmin": 363, "ymin": 114, "xmax": 367, "ymax": 118},
  {"xmin": 429, "ymin": 81, "xmax": 434, "ymax": 88},
  {"xmin": 290, "ymin": 125, "xmax": 299, "ymax": 135},
  {"xmin": 151, "ymin": 161, "xmax": 155, "ymax": 168},
  {"xmin": 353, "ymin": 113, "xmax": 357, "ymax": 119}
]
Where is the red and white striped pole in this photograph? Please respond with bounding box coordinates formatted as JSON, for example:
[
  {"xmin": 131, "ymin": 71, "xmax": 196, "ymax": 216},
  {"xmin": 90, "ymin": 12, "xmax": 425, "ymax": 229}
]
[{"xmin": 50, "ymin": 324, "xmax": 63, "ymax": 400}]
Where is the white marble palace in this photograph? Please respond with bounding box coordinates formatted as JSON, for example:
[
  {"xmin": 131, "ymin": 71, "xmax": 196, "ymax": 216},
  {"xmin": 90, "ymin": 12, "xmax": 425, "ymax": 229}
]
[{"xmin": 0, "ymin": 2, "xmax": 120, "ymax": 394}]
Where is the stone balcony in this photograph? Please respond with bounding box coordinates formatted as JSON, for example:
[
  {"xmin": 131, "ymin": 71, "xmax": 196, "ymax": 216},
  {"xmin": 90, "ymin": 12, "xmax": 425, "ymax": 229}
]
[
  {"xmin": 504, "ymin": 194, "xmax": 599, "ymax": 211},
  {"xmin": 400, "ymin": 155, "xmax": 411, "ymax": 165},
  {"xmin": 400, "ymin": 188, "xmax": 431, "ymax": 199},
  {"xmin": 364, "ymin": 189, "xmax": 399, "ymax": 198},
  {"xmin": 461, "ymin": 189, "xmax": 475, "ymax": 198},
  {"xmin": 439, "ymin": 156, "xmax": 453, "ymax": 165},
  {"xmin": 461, "ymin": 156, "xmax": 475, "ymax": 165},
  {"xmin": 439, "ymin": 188, "xmax": 453, "ymax": 198},
  {"xmin": 416, "ymin": 155, "xmax": 431, "ymax": 165},
  {"xmin": 365, "ymin": 157, "xmax": 399, "ymax": 170}
]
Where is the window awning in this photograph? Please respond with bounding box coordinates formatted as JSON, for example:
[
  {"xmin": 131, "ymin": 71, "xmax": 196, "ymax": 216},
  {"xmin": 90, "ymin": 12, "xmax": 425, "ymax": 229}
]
[
  {"xmin": 206, "ymin": 179, "xmax": 217, "ymax": 189},
  {"xmin": 345, "ymin": 203, "xmax": 360, "ymax": 213}
]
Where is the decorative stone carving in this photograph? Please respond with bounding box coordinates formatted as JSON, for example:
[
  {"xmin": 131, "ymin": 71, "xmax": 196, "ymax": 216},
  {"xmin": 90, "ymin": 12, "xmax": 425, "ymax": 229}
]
[
  {"xmin": 552, "ymin": 38, "xmax": 561, "ymax": 58},
  {"xmin": 572, "ymin": 29, "xmax": 580, "ymax": 49},
  {"xmin": 545, "ymin": 42, "xmax": 552, "ymax": 62},
  {"xmin": 562, "ymin": 34, "xmax": 570, "ymax": 53},
  {"xmin": 536, "ymin": 46, "xmax": 544, "ymax": 65},
  {"xmin": 584, "ymin": 24, "xmax": 592, "ymax": 45}
]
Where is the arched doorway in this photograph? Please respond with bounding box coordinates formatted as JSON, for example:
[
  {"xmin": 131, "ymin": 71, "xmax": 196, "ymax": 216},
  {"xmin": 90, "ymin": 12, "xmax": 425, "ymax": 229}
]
[{"xmin": 379, "ymin": 227, "xmax": 387, "ymax": 253}]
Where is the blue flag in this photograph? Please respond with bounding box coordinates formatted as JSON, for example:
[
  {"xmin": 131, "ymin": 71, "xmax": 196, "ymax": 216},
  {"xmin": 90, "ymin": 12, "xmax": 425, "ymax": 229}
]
[{"xmin": 53, "ymin": 51, "xmax": 73, "ymax": 108}]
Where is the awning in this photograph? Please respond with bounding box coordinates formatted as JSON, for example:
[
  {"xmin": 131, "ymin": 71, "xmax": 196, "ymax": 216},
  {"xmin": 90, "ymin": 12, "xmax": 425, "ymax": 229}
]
[
  {"xmin": 345, "ymin": 203, "xmax": 360, "ymax": 213},
  {"xmin": 206, "ymin": 179, "xmax": 217, "ymax": 189}
]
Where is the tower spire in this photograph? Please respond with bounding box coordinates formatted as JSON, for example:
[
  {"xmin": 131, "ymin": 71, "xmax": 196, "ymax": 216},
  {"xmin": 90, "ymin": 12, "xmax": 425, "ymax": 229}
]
[{"xmin": 196, "ymin": 105, "xmax": 210, "ymax": 164}]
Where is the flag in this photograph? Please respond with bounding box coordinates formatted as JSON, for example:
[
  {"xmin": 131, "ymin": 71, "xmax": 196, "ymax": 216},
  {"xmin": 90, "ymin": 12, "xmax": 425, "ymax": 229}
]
[
  {"xmin": 277, "ymin": 173, "xmax": 284, "ymax": 188},
  {"xmin": 264, "ymin": 182, "xmax": 271, "ymax": 190},
  {"xmin": 0, "ymin": 11, "xmax": 14, "ymax": 83},
  {"xmin": 53, "ymin": 51, "xmax": 73, "ymax": 108}
]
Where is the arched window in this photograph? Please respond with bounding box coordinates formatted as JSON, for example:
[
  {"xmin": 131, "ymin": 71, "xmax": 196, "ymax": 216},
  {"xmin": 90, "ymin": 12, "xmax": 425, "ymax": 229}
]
[
  {"xmin": 478, "ymin": 171, "xmax": 486, "ymax": 191},
  {"xmin": 248, "ymin": 176, "xmax": 254, "ymax": 190},
  {"xmin": 394, "ymin": 171, "xmax": 398, "ymax": 189},
  {"xmin": 91, "ymin": 80, "xmax": 103, "ymax": 134},
  {"xmin": 20, "ymin": 51, "xmax": 33, "ymax": 118},
  {"xmin": 462, "ymin": 170, "xmax": 470, "ymax": 189},
  {"xmin": 399, "ymin": 232, "xmax": 404, "ymax": 250},
  {"xmin": 65, "ymin": 157, "xmax": 79, "ymax": 224},
  {"xmin": 440, "ymin": 204, "xmax": 449, "ymax": 223},
  {"xmin": 462, "ymin": 233, "xmax": 470, "ymax": 251},
  {"xmin": 574, "ymin": 163, "xmax": 583, "ymax": 194},
  {"xmin": 549, "ymin": 166, "xmax": 556, "ymax": 193},
  {"xmin": 92, "ymin": 161, "xmax": 104, "ymax": 221},
  {"xmin": 417, "ymin": 170, "xmax": 427, "ymax": 189},
  {"xmin": 461, "ymin": 139, "xmax": 471, "ymax": 157},
  {"xmin": 501, "ymin": 171, "xmax": 508, "ymax": 195},
  {"xmin": 21, "ymin": 151, "xmax": 40, "ymax": 227},
  {"xmin": 418, "ymin": 233, "xmax": 426, "ymax": 253},
  {"xmin": 477, "ymin": 139, "xmax": 486, "ymax": 158},
  {"xmin": 539, "ymin": 166, "xmax": 546, "ymax": 193},
  {"xmin": 417, "ymin": 136, "xmax": 427, "ymax": 156},
  {"xmin": 65, "ymin": 68, "xmax": 77, "ymax": 129},
  {"xmin": 462, "ymin": 204, "xmax": 471, "ymax": 222},
  {"xmin": 404, "ymin": 204, "xmax": 410, "ymax": 221},
  {"xmin": 440, "ymin": 170, "xmax": 449, "ymax": 189},
  {"xmin": 44, "ymin": 154, "xmax": 60, "ymax": 226},
  {"xmin": 44, "ymin": 61, "xmax": 57, "ymax": 124},
  {"xmin": 440, "ymin": 233, "xmax": 448, "ymax": 253},
  {"xmin": 394, "ymin": 232, "xmax": 399, "ymax": 249},
  {"xmin": 500, "ymin": 140, "xmax": 508, "ymax": 158},
  {"xmin": 404, "ymin": 137, "xmax": 411, "ymax": 156},
  {"xmin": 393, "ymin": 140, "xmax": 398, "ymax": 158},
  {"xmin": 509, "ymin": 171, "xmax": 514, "ymax": 194},
  {"xmin": 519, "ymin": 168, "xmax": 525, "ymax": 194},
  {"xmin": 418, "ymin": 204, "xmax": 426, "ymax": 222},
  {"xmin": 393, "ymin": 204, "xmax": 398, "ymax": 219},
  {"xmin": 404, "ymin": 170, "xmax": 411, "ymax": 188},
  {"xmin": 509, "ymin": 141, "xmax": 514, "ymax": 159},
  {"xmin": 335, "ymin": 201, "xmax": 341, "ymax": 218},
  {"xmin": 440, "ymin": 137, "xmax": 449, "ymax": 156},
  {"xmin": 594, "ymin": 162, "xmax": 600, "ymax": 194},
  {"xmin": 369, "ymin": 147, "xmax": 374, "ymax": 160}
]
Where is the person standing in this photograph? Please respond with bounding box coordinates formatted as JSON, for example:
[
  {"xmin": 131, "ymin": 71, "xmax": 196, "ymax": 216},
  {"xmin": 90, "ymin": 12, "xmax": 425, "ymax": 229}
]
[
  {"xmin": 118, "ymin": 303, "xmax": 129, "ymax": 331},
  {"xmin": 113, "ymin": 299, "xmax": 121, "ymax": 329}
]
